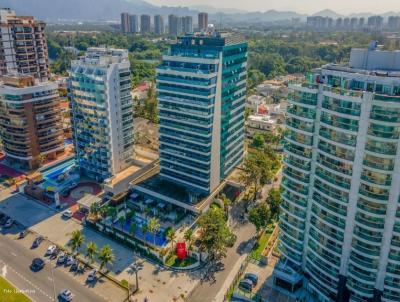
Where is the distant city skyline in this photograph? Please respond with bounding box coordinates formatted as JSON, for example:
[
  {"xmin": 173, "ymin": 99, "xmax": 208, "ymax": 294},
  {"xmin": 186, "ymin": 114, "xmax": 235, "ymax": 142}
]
[{"xmin": 146, "ymin": 0, "xmax": 400, "ymax": 15}]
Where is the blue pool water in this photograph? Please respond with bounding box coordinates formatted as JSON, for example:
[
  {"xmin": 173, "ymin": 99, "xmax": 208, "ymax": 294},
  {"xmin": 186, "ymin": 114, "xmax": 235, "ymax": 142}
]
[
  {"xmin": 42, "ymin": 158, "xmax": 76, "ymax": 181},
  {"xmin": 114, "ymin": 216, "xmax": 168, "ymax": 247}
]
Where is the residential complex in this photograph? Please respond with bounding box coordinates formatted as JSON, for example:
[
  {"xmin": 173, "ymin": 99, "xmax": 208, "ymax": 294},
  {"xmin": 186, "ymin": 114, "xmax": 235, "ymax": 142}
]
[
  {"xmin": 154, "ymin": 15, "xmax": 165, "ymax": 35},
  {"xmin": 69, "ymin": 47, "xmax": 134, "ymax": 181},
  {"xmin": 275, "ymin": 43, "xmax": 400, "ymax": 302},
  {"xmin": 306, "ymin": 15, "xmax": 390, "ymax": 31},
  {"xmin": 140, "ymin": 15, "xmax": 151, "ymax": 34},
  {"xmin": 198, "ymin": 12, "xmax": 208, "ymax": 31},
  {"xmin": 168, "ymin": 14, "xmax": 182, "ymax": 36},
  {"xmin": 0, "ymin": 8, "xmax": 50, "ymax": 81},
  {"xmin": 155, "ymin": 32, "xmax": 247, "ymax": 196},
  {"xmin": 182, "ymin": 16, "xmax": 193, "ymax": 34},
  {"xmin": 129, "ymin": 14, "xmax": 139, "ymax": 33},
  {"xmin": 0, "ymin": 75, "xmax": 64, "ymax": 169},
  {"xmin": 120, "ymin": 12, "xmax": 130, "ymax": 33}
]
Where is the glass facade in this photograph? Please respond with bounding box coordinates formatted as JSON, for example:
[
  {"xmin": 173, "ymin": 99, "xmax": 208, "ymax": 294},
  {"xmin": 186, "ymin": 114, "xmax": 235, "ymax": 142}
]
[
  {"xmin": 277, "ymin": 55, "xmax": 400, "ymax": 302},
  {"xmin": 69, "ymin": 48, "xmax": 134, "ymax": 181},
  {"xmin": 156, "ymin": 33, "xmax": 247, "ymax": 195}
]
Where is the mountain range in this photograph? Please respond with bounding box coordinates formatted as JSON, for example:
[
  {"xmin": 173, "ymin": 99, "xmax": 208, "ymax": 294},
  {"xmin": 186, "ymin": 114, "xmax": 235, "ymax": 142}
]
[{"xmin": 1, "ymin": 0, "xmax": 400, "ymax": 23}]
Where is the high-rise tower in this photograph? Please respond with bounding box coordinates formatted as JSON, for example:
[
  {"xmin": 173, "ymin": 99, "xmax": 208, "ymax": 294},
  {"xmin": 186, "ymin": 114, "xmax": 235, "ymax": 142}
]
[
  {"xmin": 0, "ymin": 8, "xmax": 50, "ymax": 81},
  {"xmin": 275, "ymin": 43, "xmax": 400, "ymax": 302},
  {"xmin": 69, "ymin": 48, "xmax": 134, "ymax": 181},
  {"xmin": 156, "ymin": 32, "xmax": 247, "ymax": 195}
]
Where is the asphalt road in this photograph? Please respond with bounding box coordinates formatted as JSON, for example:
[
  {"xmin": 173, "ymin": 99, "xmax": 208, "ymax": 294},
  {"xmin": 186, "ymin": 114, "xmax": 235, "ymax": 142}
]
[
  {"xmin": 188, "ymin": 205, "xmax": 256, "ymax": 302},
  {"xmin": 0, "ymin": 226, "xmax": 107, "ymax": 302}
]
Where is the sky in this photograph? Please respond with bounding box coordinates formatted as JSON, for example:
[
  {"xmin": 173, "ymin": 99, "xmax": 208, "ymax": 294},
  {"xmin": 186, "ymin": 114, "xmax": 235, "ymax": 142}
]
[{"xmin": 146, "ymin": 0, "xmax": 400, "ymax": 15}]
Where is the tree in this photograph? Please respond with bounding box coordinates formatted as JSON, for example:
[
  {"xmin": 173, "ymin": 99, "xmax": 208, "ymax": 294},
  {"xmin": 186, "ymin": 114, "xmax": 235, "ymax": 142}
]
[
  {"xmin": 119, "ymin": 215, "xmax": 126, "ymax": 228},
  {"xmin": 166, "ymin": 227, "xmax": 176, "ymax": 250},
  {"xmin": 147, "ymin": 217, "xmax": 161, "ymax": 247},
  {"xmin": 251, "ymin": 133, "xmax": 265, "ymax": 149},
  {"xmin": 247, "ymin": 69, "xmax": 266, "ymax": 91},
  {"xmin": 89, "ymin": 203, "xmax": 100, "ymax": 217},
  {"xmin": 107, "ymin": 207, "xmax": 118, "ymax": 221},
  {"xmin": 197, "ymin": 207, "xmax": 234, "ymax": 261},
  {"xmin": 249, "ymin": 203, "xmax": 271, "ymax": 232},
  {"xmin": 86, "ymin": 242, "xmax": 98, "ymax": 264},
  {"xmin": 70, "ymin": 230, "xmax": 85, "ymax": 255},
  {"xmin": 98, "ymin": 244, "xmax": 115, "ymax": 272},
  {"xmin": 141, "ymin": 223, "xmax": 148, "ymax": 236},
  {"xmin": 266, "ymin": 188, "xmax": 282, "ymax": 219},
  {"xmin": 184, "ymin": 229, "xmax": 194, "ymax": 250},
  {"xmin": 240, "ymin": 150, "xmax": 277, "ymax": 201},
  {"xmin": 129, "ymin": 223, "xmax": 137, "ymax": 237}
]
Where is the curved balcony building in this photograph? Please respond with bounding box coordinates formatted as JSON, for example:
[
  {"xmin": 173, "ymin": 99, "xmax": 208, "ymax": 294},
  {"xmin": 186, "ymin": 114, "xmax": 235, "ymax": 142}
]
[{"xmin": 275, "ymin": 43, "xmax": 400, "ymax": 302}]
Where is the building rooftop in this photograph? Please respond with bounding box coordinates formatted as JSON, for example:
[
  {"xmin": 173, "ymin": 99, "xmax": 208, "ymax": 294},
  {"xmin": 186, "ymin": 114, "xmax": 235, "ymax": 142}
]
[
  {"xmin": 323, "ymin": 42, "xmax": 400, "ymax": 77},
  {"xmin": 176, "ymin": 31, "xmax": 246, "ymax": 47}
]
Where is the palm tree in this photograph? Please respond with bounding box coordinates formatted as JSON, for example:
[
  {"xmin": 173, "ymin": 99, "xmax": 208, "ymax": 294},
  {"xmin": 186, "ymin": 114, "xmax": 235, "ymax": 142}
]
[
  {"xmin": 98, "ymin": 244, "xmax": 115, "ymax": 272},
  {"xmin": 184, "ymin": 229, "xmax": 194, "ymax": 250},
  {"xmin": 141, "ymin": 223, "xmax": 148, "ymax": 242},
  {"xmin": 166, "ymin": 228, "xmax": 176, "ymax": 251},
  {"xmin": 147, "ymin": 217, "xmax": 160, "ymax": 247},
  {"xmin": 90, "ymin": 203, "xmax": 100, "ymax": 216},
  {"xmin": 129, "ymin": 223, "xmax": 137, "ymax": 237},
  {"xmin": 99, "ymin": 206, "xmax": 108, "ymax": 218},
  {"xmin": 70, "ymin": 230, "xmax": 85, "ymax": 255},
  {"xmin": 85, "ymin": 242, "xmax": 98, "ymax": 264},
  {"xmin": 119, "ymin": 215, "xmax": 126, "ymax": 229}
]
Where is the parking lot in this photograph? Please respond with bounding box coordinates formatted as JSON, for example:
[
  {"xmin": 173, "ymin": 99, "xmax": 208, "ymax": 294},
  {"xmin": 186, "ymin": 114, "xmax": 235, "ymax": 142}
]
[
  {"xmin": 0, "ymin": 217, "xmax": 127, "ymax": 302},
  {"xmin": 234, "ymin": 256, "xmax": 297, "ymax": 302},
  {"xmin": 0, "ymin": 192, "xmax": 201, "ymax": 302}
]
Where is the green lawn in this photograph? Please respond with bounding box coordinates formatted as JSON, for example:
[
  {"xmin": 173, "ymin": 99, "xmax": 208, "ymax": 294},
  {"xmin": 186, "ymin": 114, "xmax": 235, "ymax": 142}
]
[
  {"xmin": 165, "ymin": 254, "xmax": 197, "ymax": 267},
  {"xmin": 250, "ymin": 228, "xmax": 273, "ymax": 261},
  {"xmin": 0, "ymin": 276, "xmax": 31, "ymax": 302}
]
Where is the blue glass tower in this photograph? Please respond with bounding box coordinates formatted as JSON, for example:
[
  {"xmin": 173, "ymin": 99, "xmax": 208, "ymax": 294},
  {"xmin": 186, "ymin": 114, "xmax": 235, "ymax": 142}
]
[{"xmin": 156, "ymin": 32, "xmax": 247, "ymax": 195}]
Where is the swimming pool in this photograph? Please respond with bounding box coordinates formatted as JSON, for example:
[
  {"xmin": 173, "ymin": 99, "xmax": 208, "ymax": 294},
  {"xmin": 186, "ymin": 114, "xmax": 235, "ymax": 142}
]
[
  {"xmin": 113, "ymin": 215, "xmax": 168, "ymax": 247},
  {"xmin": 42, "ymin": 158, "xmax": 76, "ymax": 181}
]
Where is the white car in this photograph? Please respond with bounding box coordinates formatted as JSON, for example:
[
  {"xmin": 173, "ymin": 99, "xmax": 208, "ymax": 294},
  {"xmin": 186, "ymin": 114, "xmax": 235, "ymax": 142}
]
[
  {"xmin": 62, "ymin": 210, "xmax": 73, "ymax": 219},
  {"xmin": 86, "ymin": 269, "xmax": 97, "ymax": 282},
  {"xmin": 59, "ymin": 289, "xmax": 73, "ymax": 301},
  {"xmin": 46, "ymin": 245, "xmax": 57, "ymax": 256}
]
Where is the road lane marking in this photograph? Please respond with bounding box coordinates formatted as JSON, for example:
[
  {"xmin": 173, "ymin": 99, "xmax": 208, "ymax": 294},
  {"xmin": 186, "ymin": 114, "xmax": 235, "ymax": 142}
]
[
  {"xmin": 1, "ymin": 263, "xmax": 7, "ymax": 277},
  {"xmin": 0, "ymin": 260, "xmax": 54, "ymax": 301}
]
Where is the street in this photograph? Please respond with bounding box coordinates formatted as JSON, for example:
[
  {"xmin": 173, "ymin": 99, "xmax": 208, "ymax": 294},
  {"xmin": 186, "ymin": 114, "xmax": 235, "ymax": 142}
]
[
  {"xmin": 188, "ymin": 200, "xmax": 257, "ymax": 302},
  {"xmin": 0, "ymin": 226, "xmax": 109, "ymax": 302}
]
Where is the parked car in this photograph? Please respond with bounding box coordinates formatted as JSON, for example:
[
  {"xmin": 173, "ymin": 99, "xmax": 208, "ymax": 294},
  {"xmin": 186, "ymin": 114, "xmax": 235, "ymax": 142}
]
[
  {"xmin": 18, "ymin": 230, "xmax": 28, "ymax": 239},
  {"xmin": 0, "ymin": 215, "xmax": 9, "ymax": 225},
  {"xmin": 59, "ymin": 289, "xmax": 74, "ymax": 301},
  {"xmin": 70, "ymin": 260, "xmax": 79, "ymax": 272},
  {"xmin": 45, "ymin": 245, "xmax": 57, "ymax": 256},
  {"xmin": 57, "ymin": 253, "xmax": 67, "ymax": 264},
  {"xmin": 30, "ymin": 258, "xmax": 45, "ymax": 271},
  {"xmin": 62, "ymin": 210, "xmax": 73, "ymax": 219},
  {"xmin": 86, "ymin": 269, "xmax": 97, "ymax": 282},
  {"xmin": 244, "ymin": 273, "xmax": 259, "ymax": 286},
  {"xmin": 239, "ymin": 279, "xmax": 253, "ymax": 292},
  {"xmin": 4, "ymin": 218, "xmax": 14, "ymax": 228},
  {"xmin": 32, "ymin": 235, "xmax": 44, "ymax": 248},
  {"xmin": 65, "ymin": 255, "xmax": 74, "ymax": 266}
]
